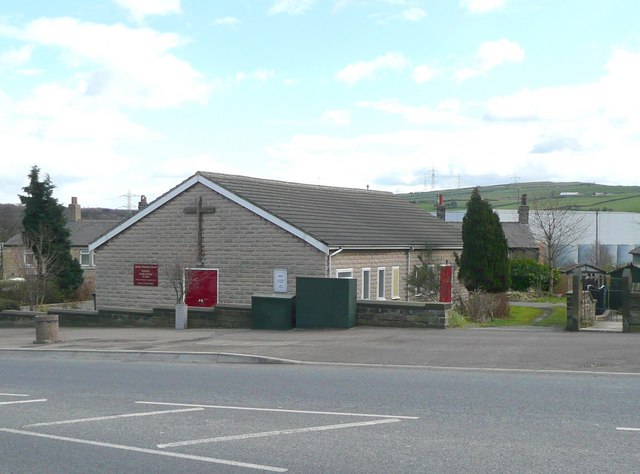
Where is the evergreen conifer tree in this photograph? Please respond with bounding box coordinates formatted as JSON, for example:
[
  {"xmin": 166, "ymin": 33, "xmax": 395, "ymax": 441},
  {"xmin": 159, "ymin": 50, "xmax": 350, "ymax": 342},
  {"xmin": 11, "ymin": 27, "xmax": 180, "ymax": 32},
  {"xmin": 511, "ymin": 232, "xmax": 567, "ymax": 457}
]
[
  {"xmin": 19, "ymin": 166, "xmax": 83, "ymax": 302},
  {"xmin": 458, "ymin": 187, "xmax": 510, "ymax": 292}
]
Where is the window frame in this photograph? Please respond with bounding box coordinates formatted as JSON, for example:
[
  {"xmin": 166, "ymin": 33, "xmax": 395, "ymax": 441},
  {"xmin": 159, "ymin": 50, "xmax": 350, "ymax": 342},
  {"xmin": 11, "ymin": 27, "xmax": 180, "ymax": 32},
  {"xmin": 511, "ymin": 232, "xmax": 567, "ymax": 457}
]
[
  {"xmin": 391, "ymin": 266, "xmax": 400, "ymax": 300},
  {"xmin": 335, "ymin": 268, "xmax": 354, "ymax": 279},
  {"xmin": 377, "ymin": 267, "xmax": 386, "ymax": 300},
  {"xmin": 361, "ymin": 268, "xmax": 371, "ymax": 300},
  {"xmin": 79, "ymin": 249, "xmax": 95, "ymax": 267}
]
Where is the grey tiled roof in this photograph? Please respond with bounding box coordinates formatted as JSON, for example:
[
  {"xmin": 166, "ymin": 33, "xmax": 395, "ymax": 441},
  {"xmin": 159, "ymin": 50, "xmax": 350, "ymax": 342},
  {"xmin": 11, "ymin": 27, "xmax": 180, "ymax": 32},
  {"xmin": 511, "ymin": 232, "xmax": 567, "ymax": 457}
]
[
  {"xmin": 631, "ymin": 246, "xmax": 640, "ymax": 255},
  {"xmin": 500, "ymin": 222, "xmax": 538, "ymax": 250},
  {"xmin": 198, "ymin": 172, "xmax": 463, "ymax": 249},
  {"xmin": 447, "ymin": 221, "xmax": 538, "ymax": 251},
  {"xmin": 4, "ymin": 220, "xmax": 120, "ymax": 247}
]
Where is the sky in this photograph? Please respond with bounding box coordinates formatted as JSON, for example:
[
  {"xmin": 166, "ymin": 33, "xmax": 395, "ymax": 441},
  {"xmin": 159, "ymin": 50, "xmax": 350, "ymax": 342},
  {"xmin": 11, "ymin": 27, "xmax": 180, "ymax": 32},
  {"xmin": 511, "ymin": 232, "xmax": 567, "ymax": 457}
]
[{"xmin": 1, "ymin": 0, "xmax": 639, "ymax": 209}]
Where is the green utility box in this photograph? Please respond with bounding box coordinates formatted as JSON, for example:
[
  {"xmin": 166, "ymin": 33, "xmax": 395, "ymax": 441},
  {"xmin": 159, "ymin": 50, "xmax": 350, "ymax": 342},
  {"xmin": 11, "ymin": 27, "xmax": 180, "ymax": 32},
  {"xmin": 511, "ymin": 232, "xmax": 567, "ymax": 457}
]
[
  {"xmin": 251, "ymin": 294, "xmax": 296, "ymax": 330},
  {"xmin": 295, "ymin": 277, "xmax": 357, "ymax": 328}
]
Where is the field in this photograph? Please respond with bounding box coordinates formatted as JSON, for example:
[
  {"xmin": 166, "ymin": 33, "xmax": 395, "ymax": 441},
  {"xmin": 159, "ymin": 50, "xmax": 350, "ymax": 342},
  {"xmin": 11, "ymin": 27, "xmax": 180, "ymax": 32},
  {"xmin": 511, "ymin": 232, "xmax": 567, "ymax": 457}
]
[{"xmin": 399, "ymin": 181, "xmax": 640, "ymax": 213}]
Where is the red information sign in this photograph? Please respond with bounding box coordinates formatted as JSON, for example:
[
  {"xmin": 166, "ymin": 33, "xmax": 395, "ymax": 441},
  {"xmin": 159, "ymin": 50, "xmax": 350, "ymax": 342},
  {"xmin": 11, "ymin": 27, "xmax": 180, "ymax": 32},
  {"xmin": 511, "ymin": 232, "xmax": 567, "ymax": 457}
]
[{"xmin": 133, "ymin": 264, "xmax": 158, "ymax": 286}]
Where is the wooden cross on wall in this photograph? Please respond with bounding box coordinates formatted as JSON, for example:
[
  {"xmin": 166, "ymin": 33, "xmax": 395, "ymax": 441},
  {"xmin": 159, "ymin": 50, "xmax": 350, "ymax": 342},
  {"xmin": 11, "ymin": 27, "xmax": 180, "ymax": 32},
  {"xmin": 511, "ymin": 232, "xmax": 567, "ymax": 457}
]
[{"xmin": 183, "ymin": 196, "xmax": 216, "ymax": 266}]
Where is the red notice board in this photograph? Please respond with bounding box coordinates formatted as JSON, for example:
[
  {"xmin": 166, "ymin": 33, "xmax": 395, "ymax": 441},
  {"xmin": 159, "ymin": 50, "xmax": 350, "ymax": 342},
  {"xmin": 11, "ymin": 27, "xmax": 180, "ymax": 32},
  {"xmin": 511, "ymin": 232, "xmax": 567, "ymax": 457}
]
[{"xmin": 133, "ymin": 264, "xmax": 158, "ymax": 286}]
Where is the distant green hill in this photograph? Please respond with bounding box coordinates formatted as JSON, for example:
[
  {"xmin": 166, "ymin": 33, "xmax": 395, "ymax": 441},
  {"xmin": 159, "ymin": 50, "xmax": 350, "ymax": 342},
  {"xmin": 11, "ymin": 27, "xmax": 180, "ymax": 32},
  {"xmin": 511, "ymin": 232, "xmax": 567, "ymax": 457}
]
[{"xmin": 398, "ymin": 182, "xmax": 640, "ymax": 213}]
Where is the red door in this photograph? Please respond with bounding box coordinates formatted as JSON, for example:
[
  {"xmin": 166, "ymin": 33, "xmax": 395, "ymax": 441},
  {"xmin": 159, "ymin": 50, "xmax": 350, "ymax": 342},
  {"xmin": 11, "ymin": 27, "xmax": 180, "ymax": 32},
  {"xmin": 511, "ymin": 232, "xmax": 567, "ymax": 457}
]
[
  {"xmin": 439, "ymin": 265, "xmax": 452, "ymax": 303},
  {"xmin": 185, "ymin": 269, "xmax": 218, "ymax": 307}
]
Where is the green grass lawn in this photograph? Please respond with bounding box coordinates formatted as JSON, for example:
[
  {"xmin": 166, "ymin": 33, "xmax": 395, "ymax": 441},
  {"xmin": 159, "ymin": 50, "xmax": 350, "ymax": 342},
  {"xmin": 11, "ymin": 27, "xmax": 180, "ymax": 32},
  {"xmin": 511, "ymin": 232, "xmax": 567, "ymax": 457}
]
[
  {"xmin": 475, "ymin": 305, "xmax": 567, "ymax": 328},
  {"xmin": 533, "ymin": 306, "xmax": 567, "ymax": 327}
]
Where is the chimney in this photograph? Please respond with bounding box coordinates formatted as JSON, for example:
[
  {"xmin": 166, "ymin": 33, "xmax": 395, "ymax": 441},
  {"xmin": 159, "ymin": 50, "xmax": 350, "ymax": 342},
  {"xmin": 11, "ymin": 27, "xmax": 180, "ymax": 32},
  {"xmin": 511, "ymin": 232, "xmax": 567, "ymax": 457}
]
[
  {"xmin": 436, "ymin": 194, "xmax": 446, "ymax": 220},
  {"xmin": 518, "ymin": 193, "xmax": 529, "ymax": 225},
  {"xmin": 138, "ymin": 195, "xmax": 148, "ymax": 210},
  {"xmin": 67, "ymin": 197, "xmax": 81, "ymax": 222}
]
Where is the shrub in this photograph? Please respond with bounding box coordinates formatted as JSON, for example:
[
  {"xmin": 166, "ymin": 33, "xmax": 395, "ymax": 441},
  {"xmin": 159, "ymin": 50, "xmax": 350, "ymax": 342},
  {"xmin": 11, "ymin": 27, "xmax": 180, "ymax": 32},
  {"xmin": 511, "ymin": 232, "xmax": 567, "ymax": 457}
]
[
  {"xmin": 74, "ymin": 277, "xmax": 95, "ymax": 301},
  {"xmin": 448, "ymin": 310, "xmax": 469, "ymax": 328},
  {"xmin": 0, "ymin": 280, "xmax": 26, "ymax": 303},
  {"xmin": 510, "ymin": 258, "xmax": 559, "ymax": 293},
  {"xmin": 461, "ymin": 290, "xmax": 511, "ymax": 322},
  {"xmin": 0, "ymin": 298, "xmax": 20, "ymax": 311}
]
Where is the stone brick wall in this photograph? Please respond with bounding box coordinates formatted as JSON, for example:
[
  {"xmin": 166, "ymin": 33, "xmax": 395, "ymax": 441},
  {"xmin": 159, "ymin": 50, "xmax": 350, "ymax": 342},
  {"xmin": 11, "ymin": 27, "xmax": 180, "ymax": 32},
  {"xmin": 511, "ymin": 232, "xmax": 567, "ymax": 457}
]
[
  {"xmin": 94, "ymin": 183, "xmax": 327, "ymax": 308},
  {"xmin": 628, "ymin": 292, "xmax": 640, "ymax": 332},
  {"xmin": 566, "ymin": 290, "xmax": 596, "ymax": 330},
  {"xmin": 1, "ymin": 246, "xmax": 29, "ymax": 280},
  {"xmin": 0, "ymin": 304, "xmax": 251, "ymax": 329},
  {"xmin": 332, "ymin": 249, "xmax": 457, "ymax": 302},
  {"xmin": 357, "ymin": 300, "xmax": 451, "ymax": 328}
]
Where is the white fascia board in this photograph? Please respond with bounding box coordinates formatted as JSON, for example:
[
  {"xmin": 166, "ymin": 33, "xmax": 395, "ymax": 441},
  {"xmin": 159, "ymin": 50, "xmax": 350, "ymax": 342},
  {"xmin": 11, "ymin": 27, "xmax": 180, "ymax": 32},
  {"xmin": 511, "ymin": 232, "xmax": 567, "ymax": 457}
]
[
  {"xmin": 197, "ymin": 175, "xmax": 329, "ymax": 254},
  {"xmin": 89, "ymin": 174, "xmax": 330, "ymax": 255},
  {"xmin": 328, "ymin": 245, "xmax": 462, "ymax": 251}
]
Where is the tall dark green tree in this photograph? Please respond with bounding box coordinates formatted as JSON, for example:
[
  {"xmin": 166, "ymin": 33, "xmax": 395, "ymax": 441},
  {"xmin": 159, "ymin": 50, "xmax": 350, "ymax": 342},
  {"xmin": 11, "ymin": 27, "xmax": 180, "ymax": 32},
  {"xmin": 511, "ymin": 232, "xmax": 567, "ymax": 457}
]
[
  {"xmin": 458, "ymin": 187, "xmax": 510, "ymax": 293},
  {"xmin": 19, "ymin": 166, "xmax": 83, "ymax": 304}
]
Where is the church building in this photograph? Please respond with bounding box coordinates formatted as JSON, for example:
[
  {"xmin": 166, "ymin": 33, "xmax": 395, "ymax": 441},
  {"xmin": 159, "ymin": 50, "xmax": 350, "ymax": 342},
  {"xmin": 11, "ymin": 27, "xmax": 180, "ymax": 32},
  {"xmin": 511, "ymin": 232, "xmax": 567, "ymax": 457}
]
[{"xmin": 89, "ymin": 172, "xmax": 462, "ymax": 309}]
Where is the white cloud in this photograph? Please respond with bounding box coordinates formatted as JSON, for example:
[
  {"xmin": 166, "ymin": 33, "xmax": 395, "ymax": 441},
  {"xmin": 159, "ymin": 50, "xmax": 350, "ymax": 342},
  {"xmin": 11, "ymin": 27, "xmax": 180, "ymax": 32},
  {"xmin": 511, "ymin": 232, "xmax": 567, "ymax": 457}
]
[
  {"xmin": 213, "ymin": 16, "xmax": 240, "ymax": 26},
  {"xmin": 114, "ymin": 0, "xmax": 182, "ymax": 22},
  {"xmin": 0, "ymin": 15, "xmax": 213, "ymax": 205},
  {"xmin": 268, "ymin": 47, "xmax": 640, "ymax": 192},
  {"xmin": 358, "ymin": 99, "xmax": 464, "ymax": 125},
  {"xmin": 0, "ymin": 45, "xmax": 33, "ymax": 69},
  {"xmin": 269, "ymin": 0, "xmax": 317, "ymax": 15},
  {"xmin": 413, "ymin": 64, "xmax": 436, "ymax": 84},
  {"xmin": 12, "ymin": 17, "xmax": 211, "ymax": 109},
  {"xmin": 455, "ymin": 39, "xmax": 524, "ymax": 80},
  {"xmin": 235, "ymin": 69, "xmax": 275, "ymax": 82},
  {"xmin": 401, "ymin": 7, "xmax": 427, "ymax": 21},
  {"xmin": 478, "ymin": 39, "xmax": 524, "ymax": 69},
  {"xmin": 322, "ymin": 109, "xmax": 351, "ymax": 127},
  {"xmin": 460, "ymin": 0, "xmax": 506, "ymax": 13},
  {"xmin": 336, "ymin": 52, "xmax": 408, "ymax": 85}
]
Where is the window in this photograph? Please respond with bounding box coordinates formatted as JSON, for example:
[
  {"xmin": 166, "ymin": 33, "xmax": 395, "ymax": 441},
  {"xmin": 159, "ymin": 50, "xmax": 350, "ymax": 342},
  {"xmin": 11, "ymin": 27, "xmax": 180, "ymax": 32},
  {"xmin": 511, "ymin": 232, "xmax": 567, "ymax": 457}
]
[
  {"xmin": 336, "ymin": 268, "xmax": 353, "ymax": 279},
  {"xmin": 23, "ymin": 251, "xmax": 34, "ymax": 267},
  {"xmin": 377, "ymin": 267, "xmax": 386, "ymax": 299},
  {"xmin": 80, "ymin": 249, "xmax": 94, "ymax": 267},
  {"xmin": 391, "ymin": 266, "xmax": 400, "ymax": 299},
  {"xmin": 362, "ymin": 268, "xmax": 371, "ymax": 300}
]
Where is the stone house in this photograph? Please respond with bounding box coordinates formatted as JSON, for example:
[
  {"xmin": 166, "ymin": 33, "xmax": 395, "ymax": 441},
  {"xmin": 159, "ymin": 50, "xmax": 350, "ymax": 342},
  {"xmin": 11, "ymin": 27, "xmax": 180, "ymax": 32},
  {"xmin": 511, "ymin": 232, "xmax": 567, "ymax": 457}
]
[
  {"xmin": 1, "ymin": 198, "xmax": 120, "ymax": 289},
  {"xmin": 89, "ymin": 172, "xmax": 463, "ymax": 309},
  {"xmin": 436, "ymin": 193, "xmax": 540, "ymax": 261}
]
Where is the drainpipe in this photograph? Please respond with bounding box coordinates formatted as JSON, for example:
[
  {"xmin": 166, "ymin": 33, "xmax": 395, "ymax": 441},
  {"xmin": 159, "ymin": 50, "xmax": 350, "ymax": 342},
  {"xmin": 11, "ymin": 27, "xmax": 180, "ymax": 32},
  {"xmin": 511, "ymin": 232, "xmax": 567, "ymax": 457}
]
[{"xmin": 328, "ymin": 248, "xmax": 344, "ymax": 277}]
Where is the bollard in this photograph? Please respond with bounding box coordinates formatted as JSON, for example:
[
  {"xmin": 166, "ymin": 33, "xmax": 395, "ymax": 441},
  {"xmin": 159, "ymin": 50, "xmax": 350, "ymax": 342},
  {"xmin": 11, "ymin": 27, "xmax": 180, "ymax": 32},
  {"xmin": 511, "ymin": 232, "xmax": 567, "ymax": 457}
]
[{"xmin": 34, "ymin": 314, "xmax": 60, "ymax": 344}]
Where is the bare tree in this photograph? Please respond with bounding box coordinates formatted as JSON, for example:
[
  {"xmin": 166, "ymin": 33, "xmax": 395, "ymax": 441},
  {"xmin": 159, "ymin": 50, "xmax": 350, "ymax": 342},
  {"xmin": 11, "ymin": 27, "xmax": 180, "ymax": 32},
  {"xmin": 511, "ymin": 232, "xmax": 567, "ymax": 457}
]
[
  {"xmin": 162, "ymin": 251, "xmax": 199, "ymax": 304},
  {"xmin": 583, "ymin": 242, "xmax": 615, "ymax": 271},
  {"xmin": 529, "ymin": 195, "xmax": 587, "ymax": 293},
  {"xmin": 407, "ymin": 251, "xmax": 441, "ymax": 302}
]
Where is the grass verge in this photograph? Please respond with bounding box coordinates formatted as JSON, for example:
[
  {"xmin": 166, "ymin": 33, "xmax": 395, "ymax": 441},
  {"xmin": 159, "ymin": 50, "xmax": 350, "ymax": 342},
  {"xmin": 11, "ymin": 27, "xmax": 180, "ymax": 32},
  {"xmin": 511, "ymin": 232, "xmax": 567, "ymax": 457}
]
[{"xmin": 455, "ymin": 305, "xmax": 568, "ymax": 328}]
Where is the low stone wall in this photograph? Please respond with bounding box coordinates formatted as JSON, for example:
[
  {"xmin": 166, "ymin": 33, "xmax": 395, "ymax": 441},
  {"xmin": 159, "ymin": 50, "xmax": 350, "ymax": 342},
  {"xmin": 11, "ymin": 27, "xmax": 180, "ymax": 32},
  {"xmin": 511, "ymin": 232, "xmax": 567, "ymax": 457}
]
[
  {"xmin": 0, "ymin": 304, "xmax": 251, "ymax": 329},
  {"xmin": 627, "ymin": 293, "xmax": 640, "ymax": 332},
  {"xmin": 357, "ymin": 300, "xmax": 450, "ymax": 329},
  {"xmin": 566, "ymin": 291, "xmax": 596, "ymax": 331},
  {"xmin": 1, "ymin": 301, "xmax": 450, "ymax": 330}
]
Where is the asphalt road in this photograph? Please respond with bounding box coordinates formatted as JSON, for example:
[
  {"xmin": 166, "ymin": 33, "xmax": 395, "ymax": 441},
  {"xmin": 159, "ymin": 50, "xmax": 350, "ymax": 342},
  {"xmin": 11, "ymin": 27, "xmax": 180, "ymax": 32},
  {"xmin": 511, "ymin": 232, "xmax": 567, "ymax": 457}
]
[{"xmin": 1, "ymin": 357, "xmax": 639, "ymax": 473}]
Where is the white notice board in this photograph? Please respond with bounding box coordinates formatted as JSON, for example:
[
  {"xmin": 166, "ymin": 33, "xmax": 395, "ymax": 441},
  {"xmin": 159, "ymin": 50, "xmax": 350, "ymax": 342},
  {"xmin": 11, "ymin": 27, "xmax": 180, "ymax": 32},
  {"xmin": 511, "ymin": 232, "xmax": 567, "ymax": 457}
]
[{"xmin": 273, "ymin": 268, "xmax": 288, "ymax": 293}]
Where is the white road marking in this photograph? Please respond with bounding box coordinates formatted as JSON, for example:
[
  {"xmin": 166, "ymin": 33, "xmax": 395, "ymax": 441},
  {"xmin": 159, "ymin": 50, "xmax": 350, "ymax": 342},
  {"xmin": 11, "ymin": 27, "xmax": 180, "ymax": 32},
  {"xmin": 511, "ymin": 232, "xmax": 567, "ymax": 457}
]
[
  {"xmin": 157, "ymin": 418, "xmax": 401, "ymax": 448},
  {"xmin": 136, "ymin": 401, "xmax": 420, "ymax": 420},
  {"xmin": 617, "ymin": 427, "xmax": 640, "ymax": 431},
  {"xmin": 0, "ymin": 399, "xmax": 47, "ymax": 406},
  {"xmin": 0, "ymin": 428, "xmax": 287, "ymax": 472},
  {"xmin": 0, "ymin": 393, "xmax": 30, "ymax": 397},
  {"xmin": 24, "ymin": 408, "xmax": 204, "ymax": 427}
]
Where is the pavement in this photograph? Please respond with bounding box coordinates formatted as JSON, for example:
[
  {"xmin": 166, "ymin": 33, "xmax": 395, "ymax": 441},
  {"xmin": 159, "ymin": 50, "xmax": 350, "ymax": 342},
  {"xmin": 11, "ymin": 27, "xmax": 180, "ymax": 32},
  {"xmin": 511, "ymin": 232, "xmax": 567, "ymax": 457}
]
[{"xmin": 1, "ymin": 324, "xmax": 638, "ymax": 373}]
